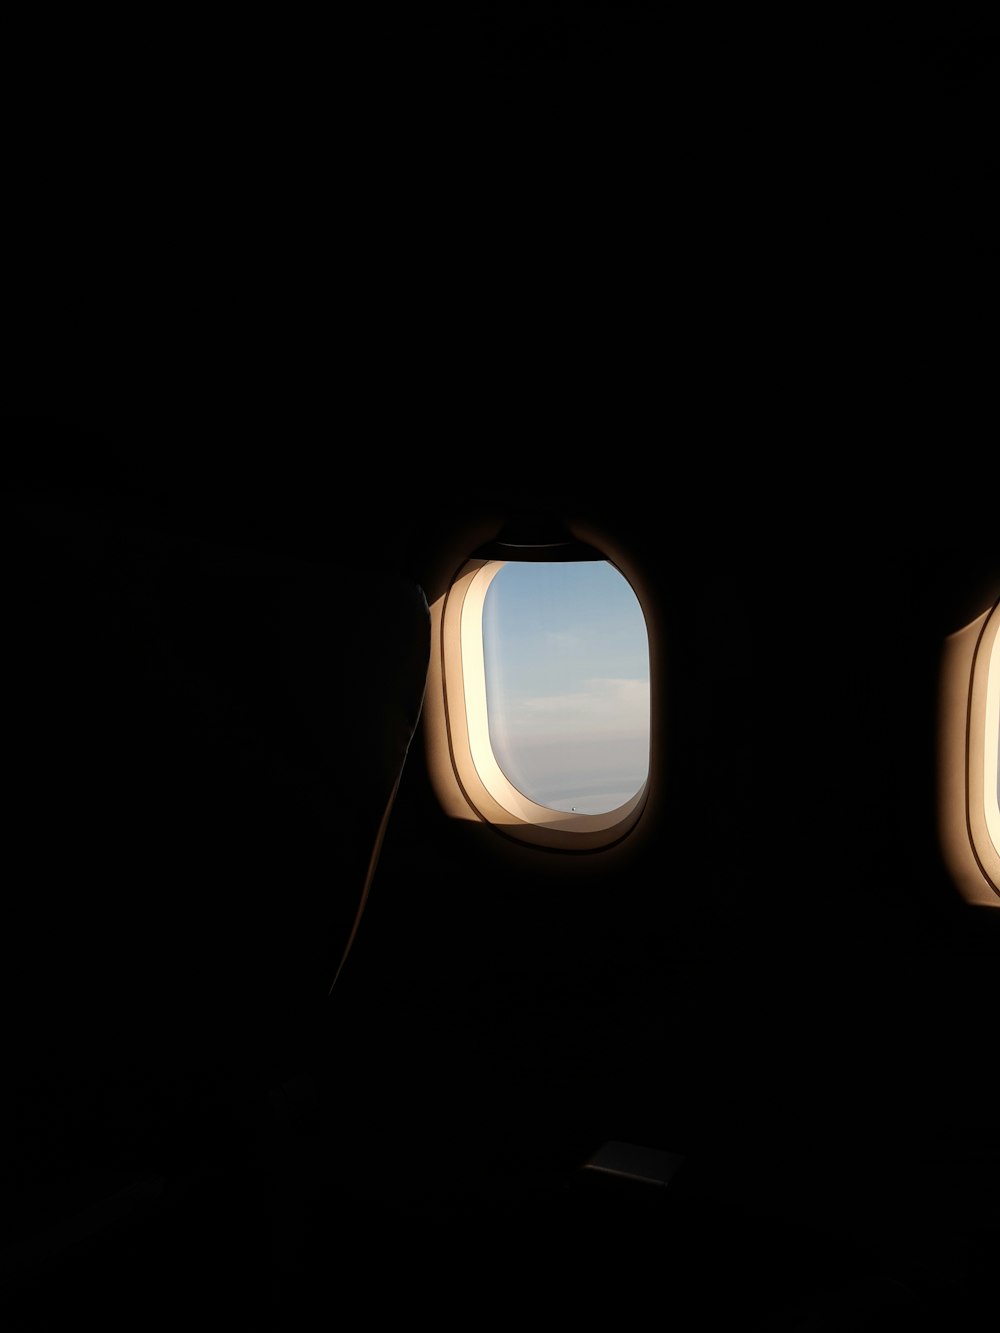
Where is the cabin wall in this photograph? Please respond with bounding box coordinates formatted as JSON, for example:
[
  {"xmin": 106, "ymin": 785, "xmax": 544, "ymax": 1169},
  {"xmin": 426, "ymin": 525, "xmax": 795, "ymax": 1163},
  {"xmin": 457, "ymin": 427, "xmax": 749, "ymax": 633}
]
[{"xmin": 318, "ymin": 470, "xmax": 1000, "ymax": 1232}]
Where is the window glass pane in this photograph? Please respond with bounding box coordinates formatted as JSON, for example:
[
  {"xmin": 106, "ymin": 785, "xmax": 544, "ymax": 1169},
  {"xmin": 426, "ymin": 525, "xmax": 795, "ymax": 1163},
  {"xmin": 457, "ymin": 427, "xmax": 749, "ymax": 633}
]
[{"xmin": 481, "ymin": 560, "xmax": 650, "ymax": 814}]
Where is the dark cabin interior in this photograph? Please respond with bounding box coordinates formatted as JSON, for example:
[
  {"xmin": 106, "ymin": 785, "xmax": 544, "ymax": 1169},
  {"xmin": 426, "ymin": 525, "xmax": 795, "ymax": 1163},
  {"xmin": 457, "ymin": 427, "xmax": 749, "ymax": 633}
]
[{"xmin": 4, "ymin": 17, "xmax": 998, "ymax": 1330}]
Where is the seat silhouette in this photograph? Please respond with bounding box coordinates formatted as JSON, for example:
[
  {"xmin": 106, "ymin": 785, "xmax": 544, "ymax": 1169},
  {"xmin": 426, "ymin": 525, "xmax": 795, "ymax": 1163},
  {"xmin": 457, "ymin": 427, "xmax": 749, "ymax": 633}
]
[{"xmin": 2, "ymin": 484, "xmax": 431, "ymax": 1326}]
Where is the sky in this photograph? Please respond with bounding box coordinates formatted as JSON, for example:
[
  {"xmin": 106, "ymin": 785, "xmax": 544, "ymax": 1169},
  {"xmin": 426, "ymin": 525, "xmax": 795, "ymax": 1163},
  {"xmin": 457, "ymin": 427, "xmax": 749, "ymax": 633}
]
[{"xmin": 481, "ymin": 559, "xmax": 650, "ymax": 814}]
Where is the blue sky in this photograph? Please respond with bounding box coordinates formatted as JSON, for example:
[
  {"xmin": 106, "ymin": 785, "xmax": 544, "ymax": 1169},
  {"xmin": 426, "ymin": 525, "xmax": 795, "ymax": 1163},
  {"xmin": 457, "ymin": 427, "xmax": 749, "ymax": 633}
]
[{"xmin": 481, "ymin": 559, "xmax": 650, "ymax": 813}]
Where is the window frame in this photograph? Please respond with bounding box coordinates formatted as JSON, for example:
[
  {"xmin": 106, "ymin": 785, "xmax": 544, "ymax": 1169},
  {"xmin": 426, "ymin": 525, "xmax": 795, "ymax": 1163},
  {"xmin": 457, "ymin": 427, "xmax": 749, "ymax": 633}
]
[
  {"xmin": 431, "ymin": 551, "xmax": 651, "ymax": 853},
  {"xmin": 939, "ymin": 595, "xmax": 1000, "ymax": 904}
]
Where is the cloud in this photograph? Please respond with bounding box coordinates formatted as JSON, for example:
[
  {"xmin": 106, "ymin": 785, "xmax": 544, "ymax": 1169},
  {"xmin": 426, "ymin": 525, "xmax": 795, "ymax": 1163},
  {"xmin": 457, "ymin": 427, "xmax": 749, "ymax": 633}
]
[
  {"xmin": 542, "ymin": 629, "xmax": 584, "ymax": 651},
  {"xmin": 513, "ymin": 676, "xmax": 649, "ymax": 739}
]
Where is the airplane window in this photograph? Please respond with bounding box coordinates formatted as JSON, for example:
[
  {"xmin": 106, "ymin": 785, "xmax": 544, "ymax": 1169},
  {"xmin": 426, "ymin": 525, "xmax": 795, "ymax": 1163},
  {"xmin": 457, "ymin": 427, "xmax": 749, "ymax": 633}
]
[
  {"xmin": 427, "ymin": 544, "xmax": 653, "ymax": 851},
  {"xmin": 939, "ymin": 596, "xmax": 1000, "ymax": 903},
  {"xmin": 481, "ymin": 561, "xmax": 649, "ymax": 815}
]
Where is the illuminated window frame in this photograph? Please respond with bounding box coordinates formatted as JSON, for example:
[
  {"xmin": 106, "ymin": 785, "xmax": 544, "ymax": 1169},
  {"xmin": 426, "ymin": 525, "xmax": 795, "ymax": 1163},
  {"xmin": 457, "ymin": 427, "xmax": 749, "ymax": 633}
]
[
  {"xmin": 428, "ymin": 554, "xmax": 650, "ymax": 852},
  {"xmin": 939, "ymin": 596, "xmax": 1000, "ymax": 904}
]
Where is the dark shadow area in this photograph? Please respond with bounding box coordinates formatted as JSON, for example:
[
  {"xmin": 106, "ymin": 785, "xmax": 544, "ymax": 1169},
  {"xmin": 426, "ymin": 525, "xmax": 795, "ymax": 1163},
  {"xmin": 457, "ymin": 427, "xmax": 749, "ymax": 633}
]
[{"xmin": 4, "ymin": 21, "xmax": 999, "ymax": 1331}]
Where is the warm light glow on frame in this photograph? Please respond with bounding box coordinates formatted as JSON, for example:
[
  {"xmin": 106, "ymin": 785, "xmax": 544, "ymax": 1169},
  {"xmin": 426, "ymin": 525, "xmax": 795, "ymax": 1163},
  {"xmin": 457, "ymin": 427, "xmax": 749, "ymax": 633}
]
[
  {"xmin": 984, "ymin": 610, "xmax": 1000, "ymax": 859},
  {"xmin": 939, "ymin": 598, "xmax": 1000, "ymax": 905},
  {"xmin": 425, "ymin": 558, "xmax": 648, "ymax": 852}
]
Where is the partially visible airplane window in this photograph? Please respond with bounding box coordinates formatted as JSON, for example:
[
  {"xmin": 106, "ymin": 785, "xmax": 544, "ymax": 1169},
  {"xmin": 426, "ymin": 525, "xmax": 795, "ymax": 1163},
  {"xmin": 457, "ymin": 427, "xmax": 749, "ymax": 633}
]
[
  {"xmin": 480, "ymin": 561, "xmax": 649, "ymax": 815},
  {"xmin": 940, "ymin": 595, "xmax": 1000, "ymax": 903},
  {"xmin": 987, "ymin": 611, "xmax": 1000, "ymax": 857}
]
